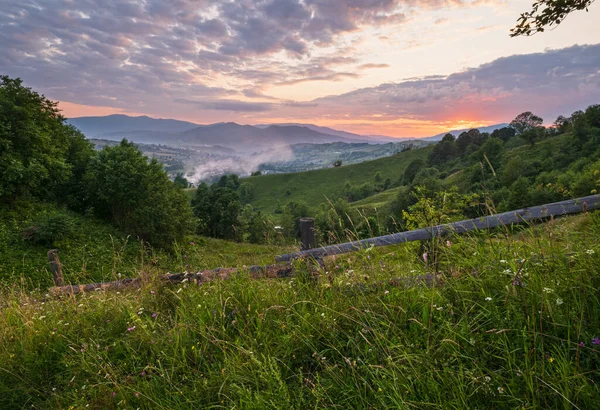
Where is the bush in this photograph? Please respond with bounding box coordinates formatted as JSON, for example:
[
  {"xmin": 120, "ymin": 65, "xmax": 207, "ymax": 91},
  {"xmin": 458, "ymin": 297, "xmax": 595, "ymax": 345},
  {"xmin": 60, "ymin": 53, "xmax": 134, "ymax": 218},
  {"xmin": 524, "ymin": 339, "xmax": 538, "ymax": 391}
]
[
  {"xmin": 23, "ymin": 210, "xmax": 76, "ymax": 246},
  {"xmin": 85, "ymin": 140, "xmax": 194, "ymax": 248}
]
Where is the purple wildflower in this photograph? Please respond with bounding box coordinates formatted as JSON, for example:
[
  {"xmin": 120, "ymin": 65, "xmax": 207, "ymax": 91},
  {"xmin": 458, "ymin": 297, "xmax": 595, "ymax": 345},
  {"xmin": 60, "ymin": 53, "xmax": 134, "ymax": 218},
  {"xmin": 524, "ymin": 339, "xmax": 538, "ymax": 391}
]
[
  {"xmin": 127, "ymin": 326, "xmax": 136, "ymax": 332},
  {"xmin": 579, "ymin": 342, "xmax": 585, "ymax": 347},
  {"xmin": 112, "ymin": 392, "xmax": 116, "ymax": 398},
  {"xmin": 423, "ymin": 252, "xmax": 428, "ymax": 263},
  {"xmin": 151, "ymin": 290, "xmax": 155, "ymax": 295},
  {"xmin": 190, "ymin": 241, "xmax": 195, "ymax": 245},
  {"xmin": 592, "ymin": 337, "xmax": 600, "ymax": 345},
  {"xmin": 140, "ymin": 371, "xmax": 146, "ymax": 377},
  {"xmin": 152, "ymin": 312, "xmax": 157, "ymax": 318}
]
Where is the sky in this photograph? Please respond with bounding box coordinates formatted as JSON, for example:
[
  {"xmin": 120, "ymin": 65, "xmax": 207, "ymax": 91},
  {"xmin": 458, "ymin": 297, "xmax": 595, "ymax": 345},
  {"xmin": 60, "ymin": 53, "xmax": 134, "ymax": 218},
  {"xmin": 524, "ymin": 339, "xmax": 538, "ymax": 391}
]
[{"xmin": 1, "ymin": 0, "xmax": 599, "ymax": 138}]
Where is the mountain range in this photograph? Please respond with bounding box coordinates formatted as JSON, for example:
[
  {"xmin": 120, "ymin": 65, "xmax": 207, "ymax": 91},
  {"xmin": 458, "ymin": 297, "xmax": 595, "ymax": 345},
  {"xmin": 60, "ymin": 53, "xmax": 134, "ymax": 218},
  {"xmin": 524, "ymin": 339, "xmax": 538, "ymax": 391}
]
[{"xmin": 67, "ymin": 114, "xmax": 508, "ymax": 151}]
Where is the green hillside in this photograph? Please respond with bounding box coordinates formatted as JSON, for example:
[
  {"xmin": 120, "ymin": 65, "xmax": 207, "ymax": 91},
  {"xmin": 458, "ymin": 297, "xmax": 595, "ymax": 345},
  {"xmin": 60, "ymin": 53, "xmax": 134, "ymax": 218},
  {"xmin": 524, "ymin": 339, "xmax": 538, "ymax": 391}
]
[{"xmin": 245, "ymin": 147, "xmax": 431, "ymax": 213}]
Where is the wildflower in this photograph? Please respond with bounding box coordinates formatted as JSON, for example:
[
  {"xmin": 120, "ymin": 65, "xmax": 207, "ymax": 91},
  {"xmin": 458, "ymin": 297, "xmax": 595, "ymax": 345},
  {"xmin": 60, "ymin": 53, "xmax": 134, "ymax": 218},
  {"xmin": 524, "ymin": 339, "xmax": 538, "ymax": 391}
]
[
  {"xmin": 134, "ymin": 392, "xmax": 140, "ymax": 398},
  {"xmin": 484, "ymin": 376, "xmax": 491, "ymax": 383},
  {"xmin": 548, "ymin": 357, "xmax": 554, "ymax": 363},
  {"xmin": 127, "ymin": 326, "xmax": 136, "ymax": 332},
  {"xmin": 579, "ymin": 342, "xmax": 585, "ymax": 347},
  {"xmin": 384, "ymin": 290, "xmax": 390, "ymax": 295},
  {"xmin": 446, "ymin": 240, "xmax": 452, "ymax": 247},
  {"xmin": 140, "ymin": 371, "xmax": 146, "ymax": 377},
  {"xmin": 485, "ymin": 297, "xmax": 492, "ymax": 301},
  {"xmin": 497, "ymin": 386, "xmax": 505, "ymax": 394},
  {"xmin": 592, "ymin": 337, "xmax": 600, "ymax": 345},
  {"xmin": 151, "ymin": 290, "xmax": 155, "ymax": 295},
  {"xmin": 422, "ymin": 252, "xmax": 428, "ymax": 263},
  {"xmin": 499, "ymin": 259, "xmax": 507, "ymax": 264},
  {"xmin": 335, "ymin": 265, "xmax": 340, "ymax": 269},
  {"xmin": 585, "ymin": 249, "xmax": 595, "ymax": 255},
  {"xmin": 152, "ymin": 312, "xmax": 157, "ymax": 318},
  {"xmin": 112, "ymin": 392, "xmax": 116, "ymax": 398},
  {"xmin": 542, "ymin": 287, "xmax": 554, "ymax": 293},
  {"xmin": 190, "ymin": 241, "xmax": 195, "ymax": 245},
  {"xmin": 555, "ymin": 298, "xmax": 564, "ymax": 306}
]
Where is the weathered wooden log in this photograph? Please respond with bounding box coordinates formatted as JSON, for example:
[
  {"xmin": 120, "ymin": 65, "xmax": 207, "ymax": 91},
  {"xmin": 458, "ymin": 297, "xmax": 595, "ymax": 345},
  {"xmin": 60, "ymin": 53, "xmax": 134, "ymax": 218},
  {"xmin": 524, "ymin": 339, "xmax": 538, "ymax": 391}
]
[
  {"xmin": 276, "ymin": 194, "xmax": 600, "ymax": 262},
  {"xmin": 47, "ymin": 249, "xmax": 65, "ymax": 286},
  {"xmin": 48, "ymin": 264, "xmax": 294, "ymax": 296},
  {"xmin": 300, "ymin": 217, "xmax": 316, "ymax": 250}
]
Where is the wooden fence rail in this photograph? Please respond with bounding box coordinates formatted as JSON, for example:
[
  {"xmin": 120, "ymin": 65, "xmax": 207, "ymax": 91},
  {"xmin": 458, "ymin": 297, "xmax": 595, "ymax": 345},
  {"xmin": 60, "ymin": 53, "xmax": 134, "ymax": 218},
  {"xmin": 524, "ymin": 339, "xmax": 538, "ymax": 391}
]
[{"xmin": 276, "ymin": 194, "xmax": 600, "ymax": 262}]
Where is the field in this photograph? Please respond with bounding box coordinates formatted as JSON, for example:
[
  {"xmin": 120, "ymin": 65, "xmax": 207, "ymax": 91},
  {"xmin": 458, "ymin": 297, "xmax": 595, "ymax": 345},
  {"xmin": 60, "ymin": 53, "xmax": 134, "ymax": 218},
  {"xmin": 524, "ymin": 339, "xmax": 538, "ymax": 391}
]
[
  {"xmin": 1, "ymin": 209, "xmax": 600, "ymax": 408},
  {"xmin": 245, "ymin": 147, "xmax": 431, "ymax": 213}
]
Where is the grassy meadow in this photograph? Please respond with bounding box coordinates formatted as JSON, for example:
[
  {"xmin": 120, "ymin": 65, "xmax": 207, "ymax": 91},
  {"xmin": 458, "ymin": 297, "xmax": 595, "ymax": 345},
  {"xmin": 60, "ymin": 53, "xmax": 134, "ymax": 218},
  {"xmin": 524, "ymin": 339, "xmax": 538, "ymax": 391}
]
[
  {"xmin": 1, "ymin": 210, "xmax": 599, "ymax": 409},
  {"xmin": 244, "ymin": 146, "xmax": 431, "ymax": 213}
]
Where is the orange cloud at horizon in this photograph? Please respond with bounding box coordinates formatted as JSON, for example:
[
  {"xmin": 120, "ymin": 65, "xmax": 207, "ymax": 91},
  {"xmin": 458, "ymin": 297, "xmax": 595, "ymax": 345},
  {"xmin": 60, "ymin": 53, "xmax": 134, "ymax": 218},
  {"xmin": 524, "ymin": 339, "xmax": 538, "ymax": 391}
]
[{"xmin": 58, "ymin": 101, "xmax": 145, "ymax": 118}]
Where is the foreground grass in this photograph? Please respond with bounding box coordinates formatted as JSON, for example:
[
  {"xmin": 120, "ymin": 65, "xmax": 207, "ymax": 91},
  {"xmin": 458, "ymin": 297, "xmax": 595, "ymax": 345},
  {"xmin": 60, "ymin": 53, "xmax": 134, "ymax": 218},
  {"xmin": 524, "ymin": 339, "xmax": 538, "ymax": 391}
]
[
  {"xmin": 0, "ymin": 203, "xmax": 293, "ymax": 288},
  {"xmin": 1, "ymin": 213, "xmax": 599, "ymax": 408}
]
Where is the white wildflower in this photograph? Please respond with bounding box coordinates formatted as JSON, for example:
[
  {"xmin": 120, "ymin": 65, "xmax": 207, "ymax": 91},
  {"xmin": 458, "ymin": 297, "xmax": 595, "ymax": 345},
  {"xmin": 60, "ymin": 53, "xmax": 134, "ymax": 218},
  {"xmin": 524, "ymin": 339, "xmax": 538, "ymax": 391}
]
[
  {"xmin": 485, "ymin": 297, "xmax": 492, "ymax": 301},
  {"xmin": 499, "ymin": 260, "xmax": 507, "ymax": 264},
  {"xmin": 585, "ymin": 249, "xmax": 595, "ymax": 255},
  {"xmin": 556, "ymin": 298, "xmax": 564, "ymax": 306},
  {"xmin": 543, "ymin": 287, "xmax": 554, "ymax": 293}
]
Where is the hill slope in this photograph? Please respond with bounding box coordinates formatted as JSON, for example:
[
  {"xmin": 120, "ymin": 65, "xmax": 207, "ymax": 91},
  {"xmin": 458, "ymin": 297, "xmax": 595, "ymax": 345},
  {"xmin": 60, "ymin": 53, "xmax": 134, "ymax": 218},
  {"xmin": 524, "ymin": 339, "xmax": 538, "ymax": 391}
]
[{"xmin": 245, "ymin": 146, "xmax": 431, "ymax": 213}]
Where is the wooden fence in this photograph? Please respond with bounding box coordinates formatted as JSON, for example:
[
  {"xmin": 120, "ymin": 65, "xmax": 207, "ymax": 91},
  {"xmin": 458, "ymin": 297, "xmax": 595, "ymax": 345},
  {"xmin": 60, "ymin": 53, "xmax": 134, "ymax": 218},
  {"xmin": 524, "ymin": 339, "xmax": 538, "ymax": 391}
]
[{"xmin": 276, "ymin": 194, "xmax": 600, "ymax": 262}]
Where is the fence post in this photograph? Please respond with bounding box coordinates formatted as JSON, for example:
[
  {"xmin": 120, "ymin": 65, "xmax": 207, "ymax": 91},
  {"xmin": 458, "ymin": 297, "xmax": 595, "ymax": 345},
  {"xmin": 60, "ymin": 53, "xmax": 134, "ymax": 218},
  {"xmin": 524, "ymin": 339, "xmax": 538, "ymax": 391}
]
[
  {"xmin": 47, "ymin": 249, "xmax": 65, "ymax": 287},
  {"xmin": 300, "ymin": 217, "xmax": 316, "ymax": 251}
]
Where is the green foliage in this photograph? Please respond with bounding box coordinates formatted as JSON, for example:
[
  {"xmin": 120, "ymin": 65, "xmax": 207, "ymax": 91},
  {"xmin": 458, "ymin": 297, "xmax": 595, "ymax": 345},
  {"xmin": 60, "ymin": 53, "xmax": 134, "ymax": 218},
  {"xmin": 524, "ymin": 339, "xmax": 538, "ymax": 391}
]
[
  {"xmin": 173, "ymin": 173, "xmax": 190, "ymax": 189},
  {"xmin": 23, "ymin": 210, "xmax": 76, "ymax": 247},
  {"xmin": 0, "ymin": 76, "xmax": 94, "ymax": 205},
  {"xmin": 85, "ymin": 140, "xmax": 194, "ymax": 248},
  {"xmin": 193, "ymin": 183, "xmax": 242, "ymax": 240},
  {"xmin": 281, "ymin": 200, "xmax": 311, "ymax": 238},
  {"xmin": 512, "ymin": 0, "xmax": 595, "ymax": 36},
  {"xmin": 510, "ymin": 111, "xmax": 544, "ymax": 135},
  {"xmin": 238, "ymin": 182, "xmax": 255, "ymax": 203}
]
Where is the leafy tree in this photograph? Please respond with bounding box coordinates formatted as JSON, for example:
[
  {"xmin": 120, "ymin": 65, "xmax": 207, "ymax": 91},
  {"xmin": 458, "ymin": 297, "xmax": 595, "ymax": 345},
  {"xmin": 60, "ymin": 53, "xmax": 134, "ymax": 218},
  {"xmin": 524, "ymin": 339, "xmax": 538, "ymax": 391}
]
[
  {"xmin": 173, "ymin": 173, "xmax": 190, "ymax": 189},
  {"xmin": 510, "ymin": 112, "xmax": 544, "ymax": 135},
  {"xmin": 428, "ymin": 134, "xmax": 457, "ymax": 164},
  {"xmin": 85, "ymin": 140, "xmax": 194, "ymax": 247},
  {"xmin": 511, "ymin": 0, "xmax": 595, "ymax": 36},
  {"xmin": 402, "ymin": 159, "xmax": 425, "ymax": 185},
  {"xmin": 333, "ymin": 159, "xmax": 342, "ymax": 167},
  {"xmin": 491, "ymin": 127, "xmax": 517, "ymax": 142},
  {"xmin": 192, "ymin": 183, "xmax": 241, "ymax": 240},
  {"xmin": 238, "ymin": 182, "xmax": 255, "ymax": 203},
  {"xmin": 521, "ymin": 126, "xmax": 547, "ymax": 146},
  {"xmin": 281, "ymin": 200, "xmax": 311, "ymax": 238},
  {"xmin": 0, "ymin": 76, "xmax": 94, "ymax": 205}
]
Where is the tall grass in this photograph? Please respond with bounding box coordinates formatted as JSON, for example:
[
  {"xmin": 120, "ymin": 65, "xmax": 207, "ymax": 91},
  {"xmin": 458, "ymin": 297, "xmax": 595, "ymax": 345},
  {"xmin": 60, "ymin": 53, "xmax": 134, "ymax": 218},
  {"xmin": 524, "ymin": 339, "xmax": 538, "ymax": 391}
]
[{"xmin": 1, "ymin": 212, "xmax": 599, "ymax": 408}]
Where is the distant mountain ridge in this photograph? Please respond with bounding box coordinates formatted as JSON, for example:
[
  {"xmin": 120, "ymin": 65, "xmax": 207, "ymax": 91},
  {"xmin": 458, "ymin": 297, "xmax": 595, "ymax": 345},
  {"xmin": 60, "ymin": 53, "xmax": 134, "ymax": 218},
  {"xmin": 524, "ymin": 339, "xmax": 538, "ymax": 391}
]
[{"xmin": 67, "ymin": 114, "xmax": 508, "ymax": 149}]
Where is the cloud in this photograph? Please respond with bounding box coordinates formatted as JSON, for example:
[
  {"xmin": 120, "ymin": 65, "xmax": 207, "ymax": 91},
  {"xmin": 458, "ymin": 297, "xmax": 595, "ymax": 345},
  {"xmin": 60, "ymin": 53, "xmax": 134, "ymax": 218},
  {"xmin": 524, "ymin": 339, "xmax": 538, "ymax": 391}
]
[
  {"xmin": 263, "ymin": 44, "xmax": 600, "ymax": 135},
  {"xmin": 359, "ymin": 63, "xmax": 391, "ymax": 70},
  {"xmin": 176, "ymin": 99, "xmax": 275, "ymax": 112},
  {"xmin": 0, "ymin": 0, "xmax": 483, "ymax": 116}
]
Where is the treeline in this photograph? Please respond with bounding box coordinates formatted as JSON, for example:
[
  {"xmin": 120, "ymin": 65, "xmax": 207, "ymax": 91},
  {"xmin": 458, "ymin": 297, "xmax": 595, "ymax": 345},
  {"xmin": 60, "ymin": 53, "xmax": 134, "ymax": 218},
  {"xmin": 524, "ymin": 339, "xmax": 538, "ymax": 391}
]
[{"xmin": 1, "ymin": 76, "xmax": 193, "ymax": 248}]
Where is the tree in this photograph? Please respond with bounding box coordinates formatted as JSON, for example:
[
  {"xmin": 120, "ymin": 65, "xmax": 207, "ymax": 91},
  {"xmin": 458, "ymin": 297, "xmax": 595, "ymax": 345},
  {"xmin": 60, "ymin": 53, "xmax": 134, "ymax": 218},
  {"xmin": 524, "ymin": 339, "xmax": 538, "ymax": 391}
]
[
  {"xmin": 85, "ymin": 140, "xmax": 194, "ymax": 247},
  {"xmin": 238, "ymin": 182, "xmax": 255, "ymax": 203},
  {"xmin": 192, "ymin": 182, "xmax": 241, "ymax": 240},
  {"xmin": 0, "ymin": 76, "xmax": 94, "ymax": 205},
  {"xmin": 173, "ymin": 173, "xmax": 190, "ymax": 189},
  {"xmin": 333, "ymin": 159, "xmax": 342, "ymax": 167},
  {"xmin": 511, "ymin": 0, "xmax": 595, "ymax": 36},
  {"xmin": 491, "ymin": 127, "xmax": 516, "ymax": 142},
  {"xmin": 402, "ymin": 159, "xmax": 424, "ymax": 185},
  {"xmin": 510, "ymin": 112, "xmax": 544, "ymax": 135},
  {"xmin": 428, "ymin": 134, "xmax": 457, "ymax": 164}
]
